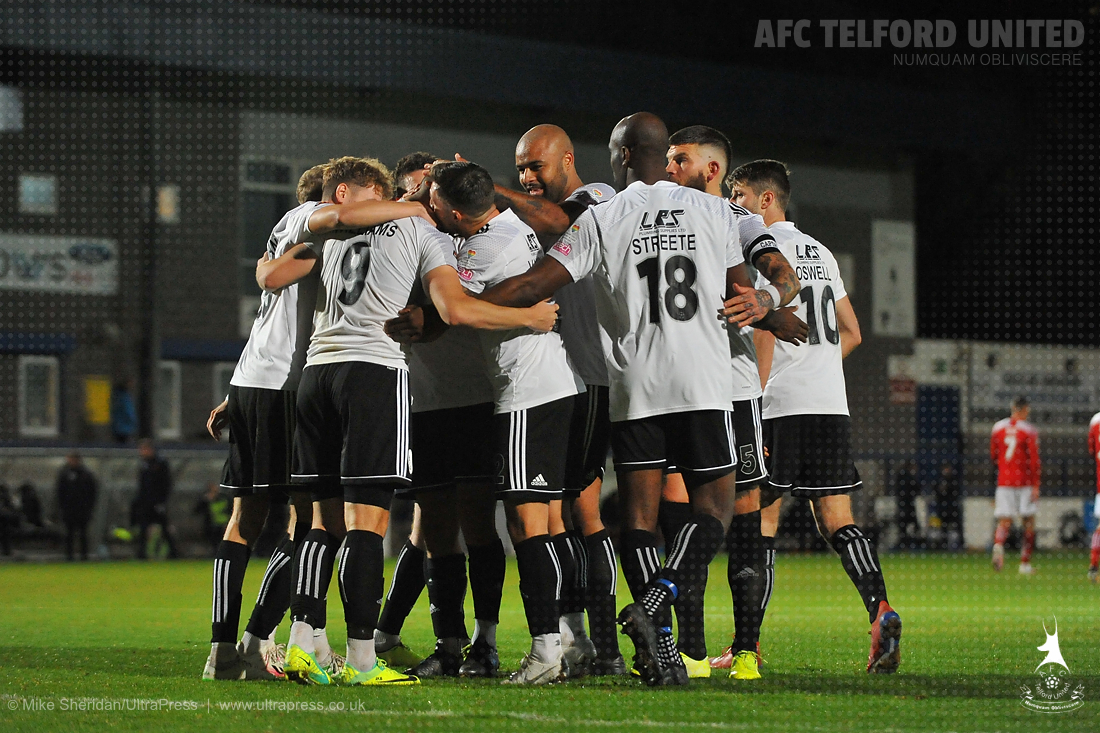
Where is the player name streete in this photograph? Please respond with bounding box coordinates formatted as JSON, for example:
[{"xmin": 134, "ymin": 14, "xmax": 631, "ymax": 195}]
[{"xmin": 632, "ymin": 231, "xmax": 697, "ymax": 254}]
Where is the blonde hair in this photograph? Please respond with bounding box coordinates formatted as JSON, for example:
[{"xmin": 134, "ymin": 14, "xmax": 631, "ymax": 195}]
[
  {"xmin": 322, "ymin": 156, "xmax": 393, "ymax": 201},
  {"xmin": 296, "ymin": 164, "xmax": 327, "ymax": 204}
]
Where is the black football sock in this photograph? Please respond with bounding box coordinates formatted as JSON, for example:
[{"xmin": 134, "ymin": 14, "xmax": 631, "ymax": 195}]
[
  {"xmin": 761, "ymin": 535, "xmax": 776, "ymax": 617},
  {"xmin": 244, "ymin": 534, "xmax": 295, "ymax": 640},
  {"xmin": 619, "ymin": 529, "xmax": 661, "ymax": 602},
  {"xmin": 727, "ymin": 511, "xmax": 767, "ymax": 653},
  {"xmin": 585, "ymin": 530, "xmax": 619, "ymax": 659},
  {"xmin": 659, "ymin": 513, "xmax": 726, "ymax": 592},
  {"xmin": 338, "ymin": 530, "xmax": 385, "ymax": 641},
  {"xmin": 467, "ymin": 539, "xmax": 506, "ymax": 626},
  {"xmin": 560, "ymin": 530, "xmax": 588, "ymax": 616},
  {"xmin": 831, "ymin": 524, "xmax": 888, "ymax": 624},
  {"xmin": 551, "ymin": 532, "xmax": 577, "ymax": 612},
  {"xmin": 673, "ymin": 574, "xmax": 708, "ymax": 660},
  {"xmin": 657, "ymin": 500, "xmax": 692, "ymax": 552},
  {"xmin": 211, "ymin": 540, "xmax": 251, "ymax": 644},
  {"xmin": 643, "ymin": 512, "xmax": 724, "ymax": 646},
  {"xmin": 376, "ymin": 539, "xmax": 426, "ymax": 636},
  {"xmin": 289, "ymin": 529, "xmax": 337, "ymax": 629},
  {"xmin": 658, "ymin": 500, "xmax": 708, "ymax": 657},
  {"xmin": 514, "ymin": 536, "xmax": 561, "ymax": 637},
  {"xmin": 426, "ymin": 553, "xmax": 468, "ymax": 642}
]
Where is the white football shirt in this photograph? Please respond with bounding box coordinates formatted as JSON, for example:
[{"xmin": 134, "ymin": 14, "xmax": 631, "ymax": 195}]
[
  {"xmin": 232, "ymin": 201, "xmax": 326, "ymax": 392},
  {"xmin": 534, "ymin": 182, "xmax": 616, "ymax": 388},
  {"xmin": 305, "ymin": 217, "xmax": 456, "ymax": 370},
  {"xmin": 455, "ymin": 208, "xmax": 584, "ymax": 414},
  {"xmin": 758, "ymin": 221, "xmax": 850, "ymax": 418},
  {"xmin": 548, "ymin": 180, "xmax": 744, "ymax": 422}
]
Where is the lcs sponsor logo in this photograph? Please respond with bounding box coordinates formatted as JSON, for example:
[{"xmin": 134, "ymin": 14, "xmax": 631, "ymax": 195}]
[
  {"xmin": 796, "ymin": 243, "xmax": 822, "ymax": 260},
  {"xmin": 640, "ymin": 209, "xmax": 685, "ymax": 229},
  {"xmin": 458, "ymin": 267, "xmax": 475, "ymax": 281},
  {"xmin": 552, "ymin": 241, "xmax": 571, "ymax": 256}
]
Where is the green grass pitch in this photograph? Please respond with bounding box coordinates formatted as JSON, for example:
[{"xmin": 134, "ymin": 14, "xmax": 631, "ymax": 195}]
[{"xmin": 1, "ymin": 552, "xmax": 1097, "ymax": 732}]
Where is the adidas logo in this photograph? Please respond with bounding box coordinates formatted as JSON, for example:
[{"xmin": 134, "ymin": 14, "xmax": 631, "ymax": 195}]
[
  {"xmin": 733, "ymin": 567, "xmax": 759, "ymax": 580},
  {"xmin": 531, "ymin": 474, "xmax": 548, "ymax": 487}
]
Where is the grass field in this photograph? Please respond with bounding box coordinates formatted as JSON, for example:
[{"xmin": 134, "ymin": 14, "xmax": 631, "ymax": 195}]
[{"xmin": 1, "ymin": 551, "xmax": 1097, "ymax": 732}]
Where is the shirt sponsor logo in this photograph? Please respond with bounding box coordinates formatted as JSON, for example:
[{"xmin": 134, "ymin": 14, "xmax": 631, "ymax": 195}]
[
  {"xmin": 458, "ymin": 267, "xmax": 475, "ymax": 281},
  {"xmin": 553, "ymin": 241, "xmax": 571, "ymax": 256}
]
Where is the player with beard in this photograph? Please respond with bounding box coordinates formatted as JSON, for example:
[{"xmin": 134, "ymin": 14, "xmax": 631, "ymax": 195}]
[
  {"xmin": 470, "ymin": 113, "xmax": 801, "ymax": 685},
  {"xmin": 731, "ymin": 159, "xmax": 902, "ymax": 674},
  {"xmin": 428, "ymin": 161, "xmax": 585, "ymax": 684},
  {"xmin": 489, "ymin": 124, "xmax": 624, "ymax": 675},
  {"xmin": 374, "ymin": 153, "xmax": 512, "ymax": 678},
  {"xmin": 665, "ymin": 126, "xmax": 803, "ymax": 681},
  {"xmin": 257, "ymin": 158, "xmax": 558, "ymax": 686}
]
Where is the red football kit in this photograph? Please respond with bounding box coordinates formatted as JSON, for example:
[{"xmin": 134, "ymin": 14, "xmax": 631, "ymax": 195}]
[{"xmin": 990, "ymin": 417, "xmax": 1040, "ymax": 488}]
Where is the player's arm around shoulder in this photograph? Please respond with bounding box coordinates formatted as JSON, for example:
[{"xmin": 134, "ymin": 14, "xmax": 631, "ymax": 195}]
[
  {"xmin": 256, "ymin": 242, "xmax": 318, "ymax": 293},
  {"xmin": 307, "ymin": 200, "xmax": 431, "ymax": 234},
  {"xmin": 479, "ymin": 249, "xmax": 576, "ymax": 308},
  {"xmin": 494, "ymin": 185, "xmax": 572, "ymax": 236},
  {"xmin": 422, "ymin": 265, "xmax": 558, "ymax": 332}
]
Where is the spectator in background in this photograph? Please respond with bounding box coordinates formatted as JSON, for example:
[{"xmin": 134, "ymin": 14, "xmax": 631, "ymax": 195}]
[
  {"xmin": 111, "ymin": 378, "xmax": 138, "ymax": 444},
  {"xmin": 894, "ymin": 461, "xmax": 921, "ymax": 549},
  {"xmin": 193, "ymin": 482, "xmax": 231, "ymax": 553},
  {"xmin": 0, "ymin": 484, "xmax": 16, "ymax": 556},
  {"xmin": 132, "ymin": 440, "xmax": 179, "ymax": 559},
  {"xmin": 932, "ymin": 461, "xmax": 963, "ymax": 551},
  {"xmin": 18, "ymin": 482, "xmax": 44, "ymax": 528},
  {"xmin": 56, "ymin": 452, "xmax": 99, "ymax": 561}
]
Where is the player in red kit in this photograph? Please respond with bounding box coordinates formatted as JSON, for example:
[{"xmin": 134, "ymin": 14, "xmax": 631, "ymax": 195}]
[
  {"xmin": 989, "ymin": 396, "xmax": 1041, "ymax": 574},
  {"xmin": 1087, "ymin": 411, "xmax": 1100, "ymax": 582}
]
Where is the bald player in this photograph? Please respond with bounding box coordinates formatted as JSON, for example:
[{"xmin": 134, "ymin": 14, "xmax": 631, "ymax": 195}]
[
  {"xmin": 666, "ymin": 125, "xmax": 804, "ymax": 680},
  {"xmin": 474, "ymin": 112, "xmax": 800, "ymax": 685},
  {"xmin": 492, "ymin": 124, "xmax": 623, "ymax": 675}
]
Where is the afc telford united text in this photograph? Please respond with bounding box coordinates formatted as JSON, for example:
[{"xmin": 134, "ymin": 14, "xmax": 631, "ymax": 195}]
[{"xmin": 754, "ymin": 19, "xmax": 1084, "ymax": 48}]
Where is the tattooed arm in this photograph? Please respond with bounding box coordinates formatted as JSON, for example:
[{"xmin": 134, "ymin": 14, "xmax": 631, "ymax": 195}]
[
  {"xmin": 751, "ymin": 250, "xmax": 800, "ymax": 307},
  {"xmin": 493, "ymin": 185, "xmax": 572, "ymax": 236}
]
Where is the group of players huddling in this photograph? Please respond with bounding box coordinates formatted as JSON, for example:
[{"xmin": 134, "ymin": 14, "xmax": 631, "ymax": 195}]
[{"xmin": 201, "ymin": 112, "xmax": 902, "ymax": 687}]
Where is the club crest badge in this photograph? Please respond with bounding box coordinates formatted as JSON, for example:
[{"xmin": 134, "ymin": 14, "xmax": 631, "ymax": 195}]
[{"xmin": 1020, "ymin": 618, "xmax": 1085, "ymax": 713}]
